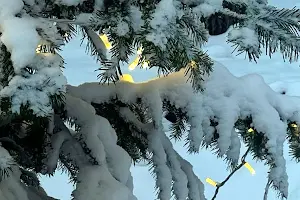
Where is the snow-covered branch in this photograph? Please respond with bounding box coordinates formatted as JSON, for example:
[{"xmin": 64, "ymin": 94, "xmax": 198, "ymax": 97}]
[{"xmin": 67, "ymin": 61, "xmax": 300, "ymax": 197}]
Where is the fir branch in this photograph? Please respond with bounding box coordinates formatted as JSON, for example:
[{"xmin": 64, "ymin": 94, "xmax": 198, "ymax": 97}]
[
  {"xmin": 81, "ymin": 27, "xmax": 120, "ymax": 83},
  {"xmin": 211, "ymin": 147, "xmax": 251, "ymax": 200},
  {"xmin": 81, "ymin": 27, "xmax": 109, "ymax": 63},
  {"xmin": 108, "ymin": 33, "xmax": 135, "ymax": 63},
  {"xmin": 228, "ymin": 7, "xmax": 300, "ymax": 62},
  {"xmin": 263, "ymin": 180, "xmax": 272, "ymax": 200},
  {"xmin": 20, "ymin": 168, "xmax": 40, "ymax": 187},
  {"xmin": 0, "ymin": 137, "xmax": 34, "ymax": 166},
  {"xmin": 178, "ymin": 12, "xmax": 208, "ymax": 46},
  {"xmin": 58, "ymin": 153, "xmax": 79, "ymax": 184},
  {"xmin": 91, "ymin": 100, "xmax": 149, "ymax": 162},
  {"xmin": 163, "ymin": 100, "xmax": 189, "ymax": 140},
  {"xmin": 220, "ymin": 8, "xmax": 247, "ymax": 20},
  {"xmin": 0, "ymin": 114, "xmax": 14, "ymax": 127},
  {"xmin": 185, "ymin": 50, "xmax": 214, "ymax": 91}
]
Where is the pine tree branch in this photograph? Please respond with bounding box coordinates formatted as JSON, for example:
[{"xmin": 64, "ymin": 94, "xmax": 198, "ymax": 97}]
[
  {"xmin": 82, "ymin": 27, "xmax": 108, "ymax": 62},
  {"xmin": 263, "ymin": 180, "xmax": 272, "ymax": 200},
  {"xmin": 211, "ymin": 147, "xmax": 251, "ymax": 200},
  {"xmin": 0, "ymin": 137, "xmax": 33, "ymax": 166},
  {"xmin": 20, "ymin": 167, "xmax": 40, "ymax": 187},
  {"xmin": 0, "ymin": 114, "xmax": 14, "ymax": 127},
  {"xmin": 219, "ymin": 8, "xmax": 248, "ymax": 20}
]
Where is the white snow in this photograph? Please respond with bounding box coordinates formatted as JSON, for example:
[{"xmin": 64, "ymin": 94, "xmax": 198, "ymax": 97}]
[
  {"xmin": 0, "ymin": 17, "xmax": 40, "ymax": 73},
  {"xmin": 116, "ymin": 21, "xmax": 130, "ymax": 36},
  {"xmin": 130, "ymin": 6, "xmax": 144, "ymax": 32},
  {"xmin": 0, "ymin": 0, "xmax": 24, "ymax": 19},
  {"xmin": 0, "ymin": 55, "xmax": 67, "ymax": 116},
  {"xmin": 0, "ymin": 145, "xmax": 14, "ymax": 170},
  {"xmin": 193, "ymin": 0, "xmax": 223, "ymax": 17},
  {"xmin": 146, "ymin": 0, "xmax": 178, "ymax": 49},
  {"xmin": 64, "ymin": 94, "xmax": 136, "ymax": 200},
  {"xmin": 55, "ymin": 0, "xmax": 84, "ymax": 6},
  {"xmin": 34, "ymin": 0, "xmax": 300, "ymax": 200}
]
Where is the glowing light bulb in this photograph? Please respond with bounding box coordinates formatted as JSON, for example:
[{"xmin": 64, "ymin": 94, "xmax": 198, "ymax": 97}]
[
  {"xmin": 36, "ymin": 45, "xmax": 42, "ymax": 53},
  {"xmin": 128, "ymin": 46, "xmax": 144, "ymax": 71},
  {"xmin": 99, "ymin": 34, "xmax": 112, "ymax": 49},
  {"xmin": 137, "ymin": 46, "xmax": 143, "ymax": 55},
  {"xmin": 36, "ymin": 44, "xmax": 55, "ymax": 55},
  {"xmin": 248, "ymin": 128, "xmax": 254, "ymax": 133},
  {"xmin": 206, "ymin": 178, "xmax": 218, "ymax": 187},
  {"xmin": 291, "ymin": 123, "xmax": 298, "ymax": 128},
  {"xmin": 129, "ymin": 56, "xmax": 140, "ymax": 71},
  {"xmin": 190, "ymin": 60, "xmax": 197, "ymax": 68},
  {"xmin": 142, "ymin": 60, "xmax": 150, "ymax": 69},
  {"xmin": 120, "ymin": 74, "xmax": 134, "ymax": 83},
  {"xmin": 244, "ymin": 162, "xmax": 255, "ymax": 175}
]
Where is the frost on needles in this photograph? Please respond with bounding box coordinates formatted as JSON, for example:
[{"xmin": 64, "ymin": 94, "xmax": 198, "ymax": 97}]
[{"xmin": 0, "ymin": 0, "xmax": 300, "ymax": 200}]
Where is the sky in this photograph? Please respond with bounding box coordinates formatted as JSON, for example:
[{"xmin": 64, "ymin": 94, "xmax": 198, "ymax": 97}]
[{"xmin": 40, "ymin": 1, "xmax": 300, "ymax": 200}]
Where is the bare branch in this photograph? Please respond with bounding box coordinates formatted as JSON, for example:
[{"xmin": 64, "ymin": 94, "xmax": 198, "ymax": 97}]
[{"xmin": 211, "ymin": 147, "xmax": 251, "ymax": 200}]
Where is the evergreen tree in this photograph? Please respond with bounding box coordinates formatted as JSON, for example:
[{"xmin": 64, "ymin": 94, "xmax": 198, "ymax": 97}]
[{"xmin": 0, "ymin": 0, "xmax": 300, "ymax": 199}]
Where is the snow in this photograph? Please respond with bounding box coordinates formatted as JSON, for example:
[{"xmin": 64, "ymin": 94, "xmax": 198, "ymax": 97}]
[
  {"xmin": 193, "ymin": 0, "xmax": 223, "ymax": 17},
  {"xmin": 55, "ymin": 0, "xmax": 84, "ymax": 6},
  {"xmin": 0, "ymin": 0, "xmax": 24, "ymax": 19},
  {"xmin": 37, "ymin": 0, "xmax": 300, "ymax": 200},
  {"xmin": 0, "ymin": 56, "xmax": 67, "ymax": 116},
  {"xmin": 0, "ymin": 145, "xmax": 14, "ymax": 170},
  {"xmin": 116, "ymin": 21, "xmax": 130, "ymax": 36},
  {"xmin": 146, "ymin": 0, "xmax": 178, "ymax": 49},
  {"xmin": 129, "ymin": 6, "xmax": 144, "ymax": 32},
  {"xmin": 0, "ymin": 17, "xmax": 40, "ymax": 73},
  {"xmin": 64, "ymin": 94, "xmax": 136, "ymax": 200},
  {"xmin": 0, "ymin": 147, "xmax": 29, "ymax": 200},
  {"xmin": 228, "ymin": 27, "xmax": 260, "ymax": 58}
]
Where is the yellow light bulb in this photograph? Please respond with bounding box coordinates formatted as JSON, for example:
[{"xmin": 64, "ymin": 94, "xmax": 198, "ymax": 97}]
[
  {"xmin": 189, "ymin": 60, "xmax": 197, "ymax": 68},
  {"xmin": 120, "ymin": 74, "xmax": 134, "ymax": 83},
  {"xmin": 291, "ymin": 123, "xmax": 298, "ymax": 128},
  {"xmin": 129, "ymin": 56, "xmax": 140, "ymax": 71},
  {"xmin": 248, "ymin": 128, "xmax": 254, "ymax": 133},
  {"xmin": 244, "ymin": 162, "xmax": 255, "ymax": 175},
  {"xmin": 99, "ymin": 34, "xmax": 112, "ymax": 49},
  {"xmin": 206, "ymin": 178, "xmax": 218, "ymax": 187},
  {"xmin": 137, "ymin": 46, "xmax": 143, "ymax": 55},
  {"xmin": 36, "ymin": 45, "xmax": 42, "ymax": 53},
  {"xmin": 36, "ymin": 44, "xmax": 55, "ymax": 54},
  {"xmin": 142, "ymin": 60, "xmax": 150, "ymax": 69}
]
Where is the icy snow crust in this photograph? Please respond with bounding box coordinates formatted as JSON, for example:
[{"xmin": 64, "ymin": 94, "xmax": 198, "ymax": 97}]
[{"xmin": 67, "ymin": 61, "xmax": 300, "ymax": 198}]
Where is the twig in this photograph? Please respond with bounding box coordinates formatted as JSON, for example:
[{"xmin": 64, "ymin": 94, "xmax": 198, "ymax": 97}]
[
  {"xmin": 211, "ymin": 147, "xmax": 251, "ymax": 200},
  {"xmin": 263, "ymin": 180, "xmax": 271, "ymax": 200}
]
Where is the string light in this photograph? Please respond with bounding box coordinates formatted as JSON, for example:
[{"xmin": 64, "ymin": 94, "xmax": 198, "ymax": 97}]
[
  {"xmin": 129, "ymin": 46, "xmax": 146, "ymax": 71},
  {"xmin": 36, "ymin": 44, "xmax": 55, "ymax": 54},
  {"xmin": 244, "ymin": 162, "xmax": 255, "ymax": 175},
  {"xmin": 99, "ymin": 34, "xmax": 112, "ymax": 49},
  {"xmin": 129, "ymin": 56, "xmax": 140, "ymax": 71},
  {"xmin": 120, "ymin": 74, "xmax": 134, "ymax": 83},
  {"xmin": 248, "ymin": 128, "xmax": 254, "ymax": 133},
  {"xmin": 190, "ymin": 60, "xmax": 197, "ymax": 68},
  {"xmin": 291, "ymin": 123, "xmax": 298, "ymax": 128},
  {"xmin": 142, "ymin": 60, "xmax": 150, "ymax": 69},
  {"xmin": 206, "ymin": 178, "xmax": 218, "ymax": 187}
]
